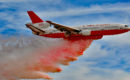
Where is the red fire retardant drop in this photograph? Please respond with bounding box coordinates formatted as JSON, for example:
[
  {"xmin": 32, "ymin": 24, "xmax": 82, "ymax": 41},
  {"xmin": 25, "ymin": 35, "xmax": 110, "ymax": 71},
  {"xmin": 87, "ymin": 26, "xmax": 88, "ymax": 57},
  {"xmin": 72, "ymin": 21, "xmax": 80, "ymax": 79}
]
[{"xmin": 0, "ymin": 37, "xmax": 93, "ymax": 80}]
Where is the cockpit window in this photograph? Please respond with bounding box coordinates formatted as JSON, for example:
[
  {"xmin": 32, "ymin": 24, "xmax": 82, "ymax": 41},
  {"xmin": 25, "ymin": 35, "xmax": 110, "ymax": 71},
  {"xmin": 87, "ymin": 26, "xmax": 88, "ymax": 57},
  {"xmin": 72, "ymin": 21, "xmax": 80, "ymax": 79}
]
[{"xmin": 125, "ymin": 25, "xmax": 128, "ymax": 27}]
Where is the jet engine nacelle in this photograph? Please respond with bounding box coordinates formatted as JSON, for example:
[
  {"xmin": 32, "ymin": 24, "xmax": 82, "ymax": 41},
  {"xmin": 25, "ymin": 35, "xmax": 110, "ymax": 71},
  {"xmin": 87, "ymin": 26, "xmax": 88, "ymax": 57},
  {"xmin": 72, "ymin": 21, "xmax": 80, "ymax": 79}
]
[
  {"xmin": 79, "ymin": 30, "xmax": 91, "ymax": 36},
  {"xmin": 32, "ymin": 22, "xmax": 50, "ymax": 29}
]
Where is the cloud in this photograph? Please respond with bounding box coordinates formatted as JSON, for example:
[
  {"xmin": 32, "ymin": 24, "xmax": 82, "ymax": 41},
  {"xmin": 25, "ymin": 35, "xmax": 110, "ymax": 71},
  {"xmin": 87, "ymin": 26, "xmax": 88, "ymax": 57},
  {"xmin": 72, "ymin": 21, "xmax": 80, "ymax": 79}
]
[
  {"xmin": 102, "ymin": 32, "xmax": 130, "ymax": 45},
  {"xmin": 84, "ymin": 42, "xmax": 108, "ymax": 58},
  {"xmin": 37, "ymin": 3, "xmax": 130, "ymax": 18},
  {"xmin": 0, "ymin": 0, "xmax": 26, "ymax": 2},
  {"xmin": 52, "ymin": 62, "xmax": 130, "ymax": 80},
  {"xmin": 0, "ymin": 0, "xmax": 61, "ymax": 3}
]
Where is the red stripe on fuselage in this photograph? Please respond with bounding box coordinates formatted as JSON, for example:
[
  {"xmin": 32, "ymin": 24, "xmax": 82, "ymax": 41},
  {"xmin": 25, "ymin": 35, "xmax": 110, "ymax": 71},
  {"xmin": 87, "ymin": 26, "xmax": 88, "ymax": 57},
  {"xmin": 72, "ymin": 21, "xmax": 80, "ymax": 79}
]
[
  {"xmin": 40, "ymin": 29, "xmax": 129, "ymax": 40},
  {"xmin": 40, "ymin": 33, "xmax": 103, "ymax": 40},
  {"xmin": 91, "ymin": 29, "xmax": 129, "ymax": 35}
]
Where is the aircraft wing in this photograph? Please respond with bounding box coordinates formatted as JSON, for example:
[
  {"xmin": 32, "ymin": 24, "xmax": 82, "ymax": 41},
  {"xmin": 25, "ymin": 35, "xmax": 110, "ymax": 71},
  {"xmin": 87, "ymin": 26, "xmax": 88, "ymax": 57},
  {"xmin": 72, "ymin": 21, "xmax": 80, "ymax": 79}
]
[{"xmin": 46, "ymin": 21, "xmax": 81, "ymax": 37}]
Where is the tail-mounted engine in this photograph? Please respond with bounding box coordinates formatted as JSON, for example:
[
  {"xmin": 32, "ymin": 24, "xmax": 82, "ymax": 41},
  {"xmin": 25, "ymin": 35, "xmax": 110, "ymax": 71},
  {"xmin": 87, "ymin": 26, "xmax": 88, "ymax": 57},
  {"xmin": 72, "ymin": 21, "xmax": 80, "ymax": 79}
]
[
  {"xmin": 79, "ymin": 30, "xmax": 91, "ymax": 36},
  {"xmin": 32, "ymin": 22, "xmax": 51, "ymax": 29}
]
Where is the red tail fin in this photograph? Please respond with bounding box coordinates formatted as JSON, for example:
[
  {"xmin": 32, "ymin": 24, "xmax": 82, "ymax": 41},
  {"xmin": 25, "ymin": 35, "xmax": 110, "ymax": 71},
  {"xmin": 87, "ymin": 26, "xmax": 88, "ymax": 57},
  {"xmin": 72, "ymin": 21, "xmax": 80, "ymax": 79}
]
[{"xmin": 27, "ymin": 11, "xmax": 43, "ymax": 24}]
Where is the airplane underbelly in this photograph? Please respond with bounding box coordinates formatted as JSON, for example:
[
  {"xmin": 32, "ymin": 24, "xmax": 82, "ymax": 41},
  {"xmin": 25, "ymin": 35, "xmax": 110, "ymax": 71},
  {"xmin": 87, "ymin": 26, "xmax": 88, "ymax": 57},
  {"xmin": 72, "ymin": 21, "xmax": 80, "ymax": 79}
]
[
  {"xmin": 91, "ymin": 29, "xmax": 129, "ymax": 35},
  {"xmin": 40, "ymin": 29, "xmax": 129, "ymax": 40},
  {"xmin": 41, "ymin": 33, "xmax": 65, "ymax": 38},
  {"xmin": 40, "ymin": 33, "xmax": 103, "ymax": 40}
]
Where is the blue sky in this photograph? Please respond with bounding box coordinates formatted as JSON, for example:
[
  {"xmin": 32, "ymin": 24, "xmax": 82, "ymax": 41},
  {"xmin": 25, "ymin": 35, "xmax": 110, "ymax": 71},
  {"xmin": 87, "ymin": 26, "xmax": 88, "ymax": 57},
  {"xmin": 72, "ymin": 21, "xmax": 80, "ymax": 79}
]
[{"xmin": 0, "ymin": 0, "xmax": 130, "ymax": 80}]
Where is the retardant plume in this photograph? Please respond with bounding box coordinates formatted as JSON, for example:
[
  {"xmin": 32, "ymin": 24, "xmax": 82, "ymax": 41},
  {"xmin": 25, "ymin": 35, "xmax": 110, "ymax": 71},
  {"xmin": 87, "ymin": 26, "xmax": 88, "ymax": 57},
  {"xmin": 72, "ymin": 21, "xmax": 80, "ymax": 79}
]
[{"xmin": 0, "ymin": 35, "xmax": 93, "ymax": 80}]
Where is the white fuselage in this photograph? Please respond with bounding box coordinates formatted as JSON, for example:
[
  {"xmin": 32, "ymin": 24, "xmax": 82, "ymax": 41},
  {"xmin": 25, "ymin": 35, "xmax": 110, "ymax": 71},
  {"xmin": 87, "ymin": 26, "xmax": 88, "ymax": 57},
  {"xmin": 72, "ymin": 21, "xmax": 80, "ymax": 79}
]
[{"xmin": 36, "ymin": 24, "xmax": 129, "ymax": 34}]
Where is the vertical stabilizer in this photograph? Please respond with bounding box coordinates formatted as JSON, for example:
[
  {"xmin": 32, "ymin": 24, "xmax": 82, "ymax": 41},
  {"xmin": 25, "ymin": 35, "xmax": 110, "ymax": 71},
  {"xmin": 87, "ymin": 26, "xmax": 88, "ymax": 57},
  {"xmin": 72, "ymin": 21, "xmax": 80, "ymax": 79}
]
[{"xmin": 27, "ymin": 11, "xmax": 43, "ymax": 24}]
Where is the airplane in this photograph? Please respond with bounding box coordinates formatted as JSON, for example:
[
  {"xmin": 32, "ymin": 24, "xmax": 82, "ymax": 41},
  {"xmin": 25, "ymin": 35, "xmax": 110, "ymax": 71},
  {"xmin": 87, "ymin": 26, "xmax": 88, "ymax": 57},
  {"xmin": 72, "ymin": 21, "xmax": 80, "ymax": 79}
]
[{"xmin": 26, "ymin": 11, "xmax": 130, "ymax": 40}]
